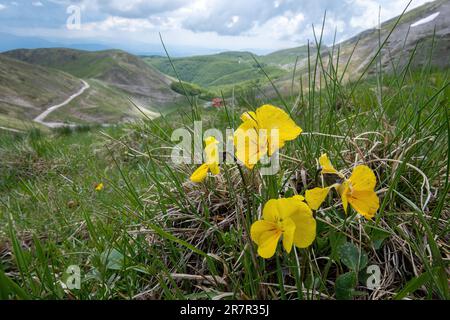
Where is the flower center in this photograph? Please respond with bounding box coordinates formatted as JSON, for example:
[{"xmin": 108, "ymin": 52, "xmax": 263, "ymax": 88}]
[{"xmin": 276, "ymin": 218, "xmax": 285, "ymax": 232}]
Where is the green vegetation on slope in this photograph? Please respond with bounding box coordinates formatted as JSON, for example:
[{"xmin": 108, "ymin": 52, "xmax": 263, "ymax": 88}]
[
  {"xmin": 259, "ymin": 44, "xmax": 322, "ymax": 67},
  {"xmin": 144, "ymin": 51, "xmax": 286, "ymax": 90},
  {"xmin": 3, "ymin": 48, "xmax": 186, "ymax": 126},
  {"xmin": 44, "ymin": 79, "xmax": 140, "ymax": 125},
  {"xmin": 0, "ymin": 54, "xmax": 81, "ymax": 126}
]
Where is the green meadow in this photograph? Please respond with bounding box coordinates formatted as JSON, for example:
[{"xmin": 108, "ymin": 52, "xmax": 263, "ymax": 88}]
[
  {"xmin": 0, "ymin": 4, "xmax": 449, "ymax": 300},
  {"xmin": 1, "ymin": 54, "xmax": 448, "ymax": 301}
]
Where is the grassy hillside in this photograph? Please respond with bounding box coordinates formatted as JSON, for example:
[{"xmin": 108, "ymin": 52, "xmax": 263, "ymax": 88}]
[
  {"xmin": 259, "ymin": 44, "xmax": 323, "ymax": 68},
  {"xmin": 43, "ymin": 79, "xmax": 141, "ymax": 125},
  {"xmin": 4, "ymin": 48, "xmax": 186, "ymax": 124},
  {"xmin": 144, "ymin": 51, "xmax": 287, "ymax": 91},
  {"xmin": 0, "ymin": 54, "xmax": 81, "ymax": 129}
]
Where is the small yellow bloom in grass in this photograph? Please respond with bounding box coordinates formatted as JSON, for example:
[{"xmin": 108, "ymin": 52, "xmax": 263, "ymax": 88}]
[
  {"xmin": 313, "ymin": 154, "xmax": 380, "ymax": 218},
  {"xmin": 234, "ymin": 104, "xmax": 302, "ymax": 169},
  {"xmin": 190, "ymin": 136, "xmax": 220, "ymax": 183},
  {"xmin": 250, "ymin": 196, "xmax": 316, "ymax": 259},
  {"xmin": 338, "ymin": 165, "xmax": 380, "ymax": 220},
  {"xmin": 95, "ymin": 183, "xmax": 104, "ymax": 191}
]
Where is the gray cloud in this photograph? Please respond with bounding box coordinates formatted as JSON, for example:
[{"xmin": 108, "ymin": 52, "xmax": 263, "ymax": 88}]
[
  {"xmin": 52, "ymin": 0, "xmax": 434, "ymax": 41},
  {"xmin": 0, "ymin": 0, "xmax": 436, "ymax": 54},
  {"xmin": 182, "ymin": 0, "xmax": 307, "ymax": 36}
]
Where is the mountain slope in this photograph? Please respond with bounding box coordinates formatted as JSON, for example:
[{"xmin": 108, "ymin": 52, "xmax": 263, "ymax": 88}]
[
  {"xmin": 340, "ymin": 0, "xmax": 449, "ymax": 75},
  {"xmin": 5, "ymin": 48, "xmax": 183, "ymax": 106},
  {"xmin": 3, "ymin": 49, "xmax": 185, "ymax": 126},
  {"xmin": 268, "ymin": 0, "xmax": 450, "ymax": 94},
  {"xmin": 144, "ymin": 51, "xmax": 286, "ymax": 89},
  {"xmin": 259, "ymin": 44, "xmax": 325, "ymax": 69},
  {"xmin": 0, "ymin": 54, "xmax": 82, "ymax": 130}
]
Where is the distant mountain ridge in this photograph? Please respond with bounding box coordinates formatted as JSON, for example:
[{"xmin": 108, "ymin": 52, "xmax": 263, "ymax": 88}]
[{"xmin": 0, "ymin": 33, "xmax": 113, "ymax": 53}]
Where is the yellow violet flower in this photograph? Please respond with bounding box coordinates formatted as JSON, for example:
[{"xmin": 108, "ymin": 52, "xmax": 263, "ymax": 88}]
[
  {"xmin": 190, "ymin": 136, "xmax": 220, "ymax": 183},
  {"xmin": 310, "ymin": 154, "xmax": 380, "ymax": 219},
  {"xmin": 337, "ymin": 165, "xmax": 380, "ymax": 220},
  {"xmin": 95, "ymin": 183, "xmax": 104, "ymax": 191},
  {"xmin": 234, "ymin": 104, "xmax": 302, "ymax": 169},
  {"xmin": 250, "ymin": 196, "xmax": 316, "ymax": 259}
]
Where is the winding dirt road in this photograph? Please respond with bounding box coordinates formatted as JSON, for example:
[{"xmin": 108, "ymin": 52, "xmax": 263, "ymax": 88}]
[{"xmin": 34, "ymin": 80, "xmax": 90, "ymax": 128}]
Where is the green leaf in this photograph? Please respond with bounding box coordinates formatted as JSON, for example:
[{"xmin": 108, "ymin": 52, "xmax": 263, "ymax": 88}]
[
  {"xmin": 366, "ymin": 226, "xmax": 391, "ymax": 250},
  {"xmin": 394, "ymin": 271, "xmax": 431, "ymax": 300},
  {"xmin": 329, "ymin": 231, "xmax": 346, "ymax": 261},
  {"xmin": 339, "ymin": 242, "xmax": 368, "ymax": 271},
  {"xmin": 335, "ymin": 271, "xmax": 357, "ymax": 300},
  {"xmin": 0, "ymin": 267, "xmax": 30, "ymax": 300}
]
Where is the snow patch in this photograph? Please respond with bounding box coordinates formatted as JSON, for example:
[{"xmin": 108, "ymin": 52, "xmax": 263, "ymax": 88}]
[{"xmin": 411, "ymin": 12, "xmax": 440, "ymax": 27}]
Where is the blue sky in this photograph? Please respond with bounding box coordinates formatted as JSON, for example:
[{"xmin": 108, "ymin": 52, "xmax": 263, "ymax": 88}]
[{"xmin": 0, "ymin": 0, "xmax": 436, "ymax": 55}]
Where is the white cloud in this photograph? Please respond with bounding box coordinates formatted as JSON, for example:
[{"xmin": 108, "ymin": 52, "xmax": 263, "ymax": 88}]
[
  {"xmin": 250, "ymin": 11, "xmax": 305, "ymax": 41},
  {"xmin": 32, "ymin": 1, "xmax": 44, "ymax": 7},
  {"xmin": 0, "ymin": 4, "xmax": 7, "ymax": 10},
  {"xmin": 226, "ymin": 16, "xmax": 240, "ymax": 28}
]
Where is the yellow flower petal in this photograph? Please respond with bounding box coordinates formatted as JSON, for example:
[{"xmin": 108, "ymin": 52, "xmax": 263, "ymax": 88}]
[
  {"xmin": 319, "ymin": 153, "xmax": 338, "ymax": 174},
  {"xmin": 262, "ymin": 199, "xmax": 280, "ymax": 222},
  {"xmin": 257, "ymin": 230, "xmax": 282, "ymax": 259},
  {"xmin": 190, "ymin": 163, "xmax": 209, "ymax": 183},
  {"xmin": 250, "ymin": 220, "xmax": 278, "ymax": 245},
  {"xmin": 95, "ymin": 183, "xmax": 104, "ymax": 191},
  {"xmin": 348, "ymin": 190, "xmax": 380, "ymax": 219},
  {"xmin": 205, "ymin": 137, "xmax": 220, "ymax": 166},
  {"xmin": 338, "ymin": 182, "xmax": 350, "ymax": 214},
  {"xmin": 208, "ymin": 163, "xmax": 219, "ymax": 175},
  {"xmin": 256, "ymin": 104, "xmax": 302, "ymax": 142},
  {"xmin": 240, "ymin": 111, "xmax": 258, "ymax": 127},
  {"xmin": 281, "ymin": 217, "xmax": 296, "ymax": 253},
  {"xmin": 348, "ymin": 165, "xmax": 377, "ymax": 191},
  {"xmin": 290, "ymin": 201, "xmax": 316, "ymax": 248},
  {"xmin": 278, "ymin": 198, "xmax": 302, "ymax": 220},
  {"xmin": 292, "ymin": 195, "xmax": 305, "ymax": 202},
  {"xmin": 262, "ymin": 197, "xmax": 300, "ymax": 222},
  {"xmin": 234, "ymin": 121, "xmax": 264, "ymax": 169},
  {"xmin": 205, "ymin": 136, "xmax": 219, "ymax": 147},
  {"xmin": 305, "ymin": 187, "xmax": 330, "ymax": 210}
]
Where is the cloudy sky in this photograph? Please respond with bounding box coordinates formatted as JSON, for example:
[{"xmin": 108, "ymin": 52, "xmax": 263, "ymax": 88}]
[{"xmin": 0, "ymin": 0, "xmax": 437, "ymax": 55}]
